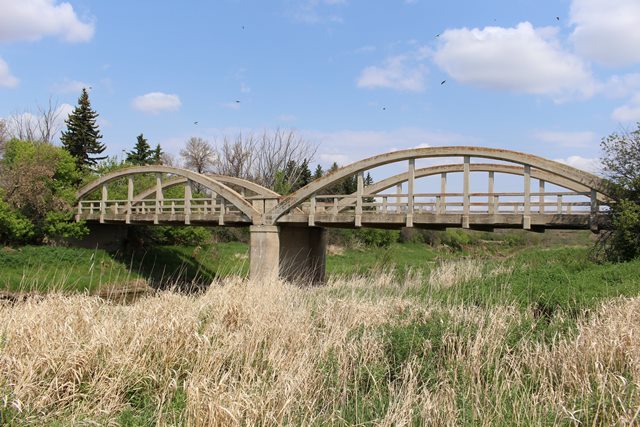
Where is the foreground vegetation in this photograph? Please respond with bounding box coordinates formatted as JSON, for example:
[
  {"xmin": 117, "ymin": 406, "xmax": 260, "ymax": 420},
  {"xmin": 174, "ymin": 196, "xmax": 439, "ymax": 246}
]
[{"xmin": 1, "ymin": 241, "xmax": 639, "ymax": 425}]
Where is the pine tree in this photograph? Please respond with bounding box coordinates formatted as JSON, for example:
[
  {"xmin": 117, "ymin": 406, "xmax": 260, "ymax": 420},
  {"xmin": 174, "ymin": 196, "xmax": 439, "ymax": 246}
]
[
  {"xmin": 313, "ymin": 164, "xmax": 323, "ymax": 180},
  {"xmin": 60, "ymin": 88, "xmax": 105, "ymax": 169},
  {"xmin": 152, "ymin": 144, "xmax": 163, "ymax": 165},
  {"xmin": 126, "ymin": 134, "xmax": 153, "ymax": 165}
]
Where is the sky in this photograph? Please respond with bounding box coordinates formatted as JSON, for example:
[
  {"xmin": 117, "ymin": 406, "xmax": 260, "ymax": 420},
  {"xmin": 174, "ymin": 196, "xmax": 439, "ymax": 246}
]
[{"xmin": 1, "ymin": 0, "xmax": 640, "ymax": 176}]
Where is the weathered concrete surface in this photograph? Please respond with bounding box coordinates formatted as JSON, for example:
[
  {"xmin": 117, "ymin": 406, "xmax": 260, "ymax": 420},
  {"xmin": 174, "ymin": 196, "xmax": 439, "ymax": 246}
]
[
  {"xmin": 279, "ymin": 226, "xmax": 326, "ymax": 285},
  {"xmin": 249, "ymin": 225, "xmax": 327, "ymax": 284},
  {"xmin": 249, "ymin": 225, "xmax": 281, "ymax": 281}
]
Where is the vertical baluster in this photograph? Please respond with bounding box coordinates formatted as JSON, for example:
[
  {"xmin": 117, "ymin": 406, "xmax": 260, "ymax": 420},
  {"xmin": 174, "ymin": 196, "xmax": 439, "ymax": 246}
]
[
  {"xmin": 557, "ymin": 195, "xmax": 563, "ymax": 214},
  {"xmin": 184, "ymin": 180, "xmax": 192, "ymax": 224},
  {"xmin": 488, "ymin": 171, "xmax": 495, "ymax": 214},
  {"xmin": 100, "ymin": 184, "xmax": 107, "ymax": 223},
  {"xmin": 154, "ymin": 173, "xmax": 162, "ymax": 224},
  {"xmin": 333, "ymin": 197, "xmax": 338, "ymax": 215},
  {"xmin": 407, "ymin": 159, "xmax": 415, "ymax": 227},
  {"xmin": 539, "ymin": 179, "xmax": 545, "ymax": 214},
  {"xmin": 439, "ymin": 173, "xmax": 447, "ymax": 214},
  {"xmin": 590, "ymin": 189, "xmax": 598, "ymax": 232},
  {"xmin": 462, "ymin": 156, "xmax": 470, "ymax": 228},
  {"xmin": 309, "ymin": 194, "xmax": 316, "ymax": 226},
  {"xmin": 355, "ymin": 171, "xmax": 364, "ymax": 227},
  {"xmin": 219, "ymin": 199, "xmax": 225, "ymax": 225},
  {"xmin": 523, "ymin": 165, "xmax": 531, "ymax": 229},
  {"xmin": 126, "ymin": 176, "xmax": 133, "ymax": 224}
]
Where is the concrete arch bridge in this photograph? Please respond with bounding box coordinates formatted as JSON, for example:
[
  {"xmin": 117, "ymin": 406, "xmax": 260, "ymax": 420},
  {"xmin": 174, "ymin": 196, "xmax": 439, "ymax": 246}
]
[{"xmin": 76, "ymin": 146, "xmax": 611, "ymax": 283}]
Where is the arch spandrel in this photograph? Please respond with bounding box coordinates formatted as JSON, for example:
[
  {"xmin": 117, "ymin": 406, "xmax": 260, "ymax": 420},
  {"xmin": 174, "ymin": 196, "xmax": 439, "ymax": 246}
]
[
  {"xmin": 76, "ymin": 165, "xmax": 258, "ymax": 219},
  {"xmin": 267, "ymin": 146, "xmax": 610, "ymax": 223}
]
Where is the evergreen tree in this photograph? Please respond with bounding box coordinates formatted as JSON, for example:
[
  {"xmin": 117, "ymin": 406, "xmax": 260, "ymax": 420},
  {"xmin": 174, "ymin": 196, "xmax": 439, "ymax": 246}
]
[
  {"xmin": 294, "ymin": 159, "xmax": 312, "ymax": 191},
  {"xmin": 152, "ymin": 144, "xmax": 163, "ymax": 165},
  {"xmin": 126, "ymin": 134, "xmax": 153, "ymax": 165},
  {"xmin": 313, "ymin": 164, "xmax": 323, "ymax": 180},
  {"xmin": 60, "ymin": 88, "xmax": 105, "ymax": 169}
]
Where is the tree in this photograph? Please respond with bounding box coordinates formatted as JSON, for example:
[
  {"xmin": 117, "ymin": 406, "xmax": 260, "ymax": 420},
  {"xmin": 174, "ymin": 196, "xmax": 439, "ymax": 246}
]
[
  {"xmin": 0, "ymin": 139, "xmax": 86, "ymax": 243},
  {"xmin": 313, "ymin": 164, "xmax": 323, "ymax": 180},
  {"xmin": 597, "ymin": 123, "xmax": 640, "ymax": 261},
  {"xmin": 152, "ymin": 144, "xmax": 164, "ymax": 165},
  {"xmin": 180, "ymin": 137, "xmax": 216, "ymax": 173},
  {"xmin": 0, "ymin": 119, "xmax": 7, "ymax": 157},
  {"xmin": 60, "ymin": 88, "xmax": 106, "ymax": 169},
  {"xmin": 6, "ymin": 97, "xmax": 64, "ymax": 144},
  {"xmin": 126, "ymin": 134, "xmax": 153, "ymax": 165}
]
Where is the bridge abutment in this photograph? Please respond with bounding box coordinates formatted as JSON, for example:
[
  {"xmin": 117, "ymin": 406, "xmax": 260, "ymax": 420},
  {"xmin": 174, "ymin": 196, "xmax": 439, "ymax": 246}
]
[{"xmin": 249, "ymin": 225, "xmax": 327, "ymax": 284}]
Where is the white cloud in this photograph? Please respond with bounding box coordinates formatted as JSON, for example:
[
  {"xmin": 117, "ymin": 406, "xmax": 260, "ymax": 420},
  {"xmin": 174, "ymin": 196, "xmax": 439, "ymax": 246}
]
[
  {"xmin": 52, "ymin": 78, "xmax": 90, "ymax": 94},
  {"xmin": 534, "ymin": 130, "xmax": 596, "ymax": 148},
  {"xmin": 570, "ymin": 0, "xmax": 640, "ymax": 67},
  {"xmin": 0, "ymin": 57, "xmax": 19, "ymax": 87},
  {"xmin": 319, "ymin": 153, "xmax": 350, "ymax": 165},
  {"xmin": 554, "ymin": 155, "xmax": 600, "ymax": 173},
  {"xmin": 433, "ymin": 22, "xmax": 596, "ymax": 98},
  {"xmin": 131, "ymin": 92, "xmax": 182, "ymax": 114},
  {"xmin": 0, "ymin": 0, "xmax": 94, "ymax": 43},
  {"xmin": 611, "ymin": 93, "xmax": 640, "ymax": 122},
  {"xmin": 357, "ymin": 52, "xmax": 429, "ymax": 92}
]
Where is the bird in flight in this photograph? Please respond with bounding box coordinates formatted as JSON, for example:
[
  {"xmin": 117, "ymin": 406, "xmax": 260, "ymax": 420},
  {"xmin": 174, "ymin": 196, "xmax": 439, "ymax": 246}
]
[
  {"xmin": 194, "ymin": 121, "xmax": 198, "ymax": 125},
  {"xmin": 556, "ymin": 16, "xmax": 560, "ymax": 21},
  {"xmin": 382, "ymin": 107, "xmax": 387, "ymax": 111},
  {"xmin": 441, "ymin": 80, "xmax": 446, "ymax": 85},
  {"xmin": 235, "ymin": 100, "xmax": 241, "ymax": 103}
]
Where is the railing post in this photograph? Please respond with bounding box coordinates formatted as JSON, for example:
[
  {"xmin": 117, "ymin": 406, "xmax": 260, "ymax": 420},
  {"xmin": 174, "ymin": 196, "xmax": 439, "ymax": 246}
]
[
  {"xmin": 488, "ymin": 171, "xmax": 495, "ymax": 214},
  {"xmin": 100, "ymin": 183, "xmax": 107, "ymax": 224},
  {"xmin": 396, "ymin": 184, "xmax": 402, "ymax": 213},
  {"xmin": 219, "ymin": 199, "xmax": 225, "ymax": 225},
  {"xmin": 539, "ymin": 179, "xmax": 545, "ymax": 214},
  {"xmin": 462, "ymin": 156, "xmax": 470, "ymax": 228},
  {"xmin": 590, "ymin": 189, "xmax": 598, "ymax": 232},
  {"xmin": 126, "ymin": 176, "xmax": 133, "ymax": 224},
  {"xmin": 355, "ymin": 172, "xmax": 364, "ymax": 227},
  {"xmin": 439, "ymin": 172, "xmax": 447, "ymax": 214},
  {"xmin": 557, "ymin": 195, "xmax": 563, "ymax": 213},
  {"xmin": 407, "ymin": 159, "xmax": 415, "ymax": 227},
  {"xmin": 154, "ymin": 173, "xmax": 163, "ymax": 225},
  {"xmin": 309, "ymin": 194, "xmax": 316, "ymax": 226},
  {"xmin": 184, "ymin": 180, "xmax": 192, "ymax": 225},
  {"xmin": 523, "ymin": 165, "xmax": 531, "ymax": 230},
  {"xmin": 382, "ymin": 196, "xmax": 388, "ymax": 213},
  {"xmin": 333, "ymin": 197, "xmax": 338, "ymax": 215},
  {"xmin": 76, "ymin": 201, "xmax": 82, "ymax": 222}
]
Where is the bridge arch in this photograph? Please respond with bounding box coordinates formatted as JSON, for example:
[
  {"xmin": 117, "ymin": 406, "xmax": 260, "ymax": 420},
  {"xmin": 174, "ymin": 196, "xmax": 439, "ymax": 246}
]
[
  {"xmin": 332, "ymin": 163, "xmax": 608, "ymax": 211},
  {"xmin": 76, "ymin": 165, "xmax": 258, "ymax": 220},
  {"xmin": 267, "ymin": 146, "xmax": 610, "ymax": 223},
  {"xmin": 129, "ymin": 174, "xmax": 279, "ymax": 204}
]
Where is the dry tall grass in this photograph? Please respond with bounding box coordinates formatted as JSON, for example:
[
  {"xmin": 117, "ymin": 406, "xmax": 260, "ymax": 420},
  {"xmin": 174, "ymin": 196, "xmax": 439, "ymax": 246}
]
[{"xmin": 0, "ymin": 270, "xmax": 638, "ymax": 425}]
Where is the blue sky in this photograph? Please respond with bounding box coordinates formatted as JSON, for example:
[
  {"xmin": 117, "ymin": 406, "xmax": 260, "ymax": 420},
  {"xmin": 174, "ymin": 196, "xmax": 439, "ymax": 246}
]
[{"xmin": 1, "ymin": 0, "xmax": 640, "ymax": 174}]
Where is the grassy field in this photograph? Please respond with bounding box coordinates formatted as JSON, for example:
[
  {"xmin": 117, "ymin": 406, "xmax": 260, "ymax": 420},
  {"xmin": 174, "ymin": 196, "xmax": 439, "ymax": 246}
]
[{"xmin": 1, "ymin": 235, "xmax": 639, "ymax": 425}]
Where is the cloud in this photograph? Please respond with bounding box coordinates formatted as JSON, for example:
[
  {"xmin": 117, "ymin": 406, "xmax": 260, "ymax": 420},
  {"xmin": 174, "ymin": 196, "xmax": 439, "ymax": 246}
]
[
  {"xmin": 611, "ymin": 93, "xmax": 640, "ymax": 122},
  {"xmin": 433, "ymin": 22, "xmax": 596, "ymax": 98},
  {"xmin": 0, "ymin": 0, "xmax": 94, "ymax": 43},
  {"xmin": 554, "ymin": 155, "xmax": 600, "ymax": 173},
  {"xmin": 534, "ymin": 130, "xmax": 596, "ymax": 148},
  {"xmin": 131, "ymin": 92, "xmax": 182, "ymax": 114},
  {"xmin": 570, "ymin": 0, "xmax": 640, "ymax": 67},
  {"xmin": 3, "ymin": 103, "xmax": 74, "ymax": 142},
  {"xmin": 51, "ymin": 79, "xmax": 90, "ymax": 94},
  {"xmin": 357, "ymin": 50, "xmax": 429, "ymax": 92},
  {"xmin": 0, "ymin": 57, "xmax": 19, "ymax": 87}
]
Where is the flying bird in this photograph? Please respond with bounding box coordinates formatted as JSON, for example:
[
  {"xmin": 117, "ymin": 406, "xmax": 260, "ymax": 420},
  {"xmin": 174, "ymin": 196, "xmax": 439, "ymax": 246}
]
[
  {"xmin": 556, "ymin": 16, "xmax": 560, "ymax": 21},
  {"xmin": 435, "ymin": 33, "xmax": 440, "ymax": 38},
  {"xmin": 235, "ymin": 100, "xmax": 241, "ymax": 103},
  {"xmin": 382, "ymin": 107, "xmax": 386, "ymax": 111},
  {"xmin": 441, "ymin": 80, "xmax": 446, "ymax": 85},
  {"xmin": 194, "ymin": 121, "xmax": 198, "ymax": 125}
]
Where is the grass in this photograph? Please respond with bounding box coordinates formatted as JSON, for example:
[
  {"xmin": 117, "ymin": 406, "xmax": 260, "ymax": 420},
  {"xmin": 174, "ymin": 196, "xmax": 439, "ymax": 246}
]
[{"xmin": 1, "ymin": 232, "xmax": 639, "ymax": 424}]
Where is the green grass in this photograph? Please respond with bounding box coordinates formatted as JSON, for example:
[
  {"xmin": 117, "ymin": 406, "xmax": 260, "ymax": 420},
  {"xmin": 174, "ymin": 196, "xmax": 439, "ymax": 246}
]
[{"xmin": 0, "ymin": 246, "xmax": 138, "ymax": 292}]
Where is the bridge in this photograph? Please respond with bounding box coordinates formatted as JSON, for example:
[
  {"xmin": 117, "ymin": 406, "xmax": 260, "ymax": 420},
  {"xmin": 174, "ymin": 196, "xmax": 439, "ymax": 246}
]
[{"xmin": 76, "ymin": 146, "xmax": 612, "ymax": 283}]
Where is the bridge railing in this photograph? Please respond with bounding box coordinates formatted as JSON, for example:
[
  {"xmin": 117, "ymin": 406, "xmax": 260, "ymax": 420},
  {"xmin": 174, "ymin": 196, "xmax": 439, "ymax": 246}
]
[
  {"xmin": 77, "ymin": 197, "xmax": 245, "ymax": 224},
  {"xmin": 299, "ymin": 190, "xmax": 605, "ymax": 227}
]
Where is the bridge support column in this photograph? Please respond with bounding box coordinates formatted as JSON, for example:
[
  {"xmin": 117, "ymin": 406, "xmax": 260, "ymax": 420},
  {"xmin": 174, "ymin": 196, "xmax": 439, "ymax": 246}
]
[
  {"xmin": 249, "ymin": 225, "xmax": 281, "ymax": 281},
  {"xmin": 249, "ymin": 225, "xmax": 327, "ymax": 285}
]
